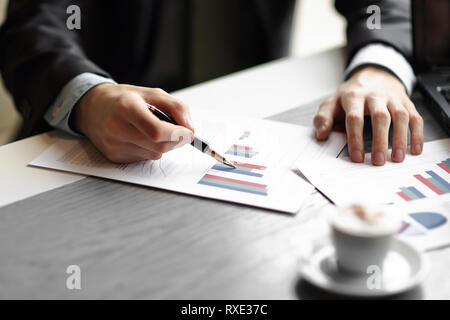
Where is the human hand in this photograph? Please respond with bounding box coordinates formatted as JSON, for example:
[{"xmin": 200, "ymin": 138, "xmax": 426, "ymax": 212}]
[
  {"xmin": 71, "ymin": 84, "xmax": 194, "ymax": 163},
  {"xmin": 313, "ymin": 66, "xmax": 424, "ymax": 165}
]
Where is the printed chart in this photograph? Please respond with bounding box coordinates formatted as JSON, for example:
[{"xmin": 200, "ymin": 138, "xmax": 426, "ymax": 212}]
[
  {"xmin": 198, "ymin": 131, "xmax": 268, "ymax": 196},
  {"xmin": 397, "ymin": 158, "xmax": 450, "ymax": 201},
  {"xmin": 299, "ymin": 138, "xmax": 450, "ymax": 206},
  {"xmin": 31, "ymin": 118, "xmax": 345, "ymax": 213},
  {"xmin": 399, "ymin": 212, "xmax": 448, "ymax": 236},
  {"xmin": 395, "ymin": 196, "xmax": 450, "ymax": 251}
]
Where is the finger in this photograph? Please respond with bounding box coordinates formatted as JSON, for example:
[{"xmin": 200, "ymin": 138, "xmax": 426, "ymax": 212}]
[
  {"xmin": 103, "ymin": 142, "xmax": 163, "ymax": 163},
  {"xmin": 387, "ymin": 100, "xmax": 408, "ymax": 162},
  {"xmin": 314, "ymin": 95, "xmax": 338, "ymax": 140},
  {"xmin": 404, "ymin": 99, "xmax": 424, "ymax": 155},
  {"xmin": 112, "ymin": 121, "xmax": 191, "ymax": 152},
  {"xmin": 341, "ymin": 93, "xmax": 365, "ymax": 163},
  {"xmin": 140, "ymin": 88, "xmax": 195, "ymax": 132},
  {"xmin": 117, "ymin": 92, "xmax": 193, "ymax": 143},
  {"xmin": 367, "ymin": 97, "xmax": 391, "ymax": 166}
]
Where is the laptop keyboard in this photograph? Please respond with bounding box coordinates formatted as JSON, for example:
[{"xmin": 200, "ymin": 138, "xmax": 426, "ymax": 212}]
[{"xmin": 440, "ymin": 87, "xmax": 450, "ymax": 104}]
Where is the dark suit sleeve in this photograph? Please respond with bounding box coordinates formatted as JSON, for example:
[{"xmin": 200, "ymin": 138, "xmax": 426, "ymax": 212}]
[
  {"xmin": 0, "ymin": 0, "xmax": 110, "ymax": 137},
  {"xmin": 335, "ymin": 0, "xmax": 412, "ymax": 63}
]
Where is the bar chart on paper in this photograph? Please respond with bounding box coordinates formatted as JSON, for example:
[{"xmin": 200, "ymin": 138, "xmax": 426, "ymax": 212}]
[
  {"xmin": 225, "ymin": 144, "xmax": 258, "ymax": 158},
  {"xmin": 396, "ymin": 159, "xmax": 450, "ymax": 201},
  {"xmin": 198, "ymin": 131, "xmax": 269, "ymax": 196},
  {"xmin": 30, "ymin": 118, "xmax": 346, "ymax": 213},
  {"xmin": 300, "ymin": 138, "xmax": 450, "ymax": 206}
]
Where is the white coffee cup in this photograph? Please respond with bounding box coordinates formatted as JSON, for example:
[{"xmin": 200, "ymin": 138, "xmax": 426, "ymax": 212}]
[{"xmin": 330, "ymin": 204, "xmax": 401, "ymax": 275}]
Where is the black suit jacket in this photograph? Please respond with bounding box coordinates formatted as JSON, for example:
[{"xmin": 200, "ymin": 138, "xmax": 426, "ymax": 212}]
[{"xmin": 0, "ymin": 0, "xmax": 412, "ymax": 139}]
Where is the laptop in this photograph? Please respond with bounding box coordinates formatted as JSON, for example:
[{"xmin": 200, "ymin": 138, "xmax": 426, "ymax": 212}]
[{"xmin": 412, "ymin": 0, "xmax": 450, "ymax": 135}]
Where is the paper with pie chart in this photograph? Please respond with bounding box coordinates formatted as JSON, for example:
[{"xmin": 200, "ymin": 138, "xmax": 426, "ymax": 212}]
[
  {"xmin": 30, "ymin": 116, "xmax": 346, "ymax": 213},
  {"xmin": 298, "ymin": 138, "xmax": 450, "ymax": 206},
  {"xmin": 395, "ymin": 195, "xmax": 450, "ymax": 251}
]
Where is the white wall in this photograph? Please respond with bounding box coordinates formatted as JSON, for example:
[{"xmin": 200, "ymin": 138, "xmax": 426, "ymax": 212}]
[
  {"xmin": 0, "ymin": 0, "xmax": 346, "ymax": 146},
  {"xmin": 0, "ymin": 0, "xmax": 22, "ymax": 145},
  {"xmin": 291, "ymin": 0, "xmax": 346, "ymax": 57}
]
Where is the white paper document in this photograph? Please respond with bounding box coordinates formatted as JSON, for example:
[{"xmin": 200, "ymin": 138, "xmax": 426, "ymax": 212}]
[
  {"xmin": 30, "ymin": 117, "xmax": 346, "ymax": 213},
  {"xmin": 299, "ymin": 138, "xmax": 450, "ymax": 207},
  {"xmin": 395, "ymin": 195, "xmax": 450, "ymax": 251}
]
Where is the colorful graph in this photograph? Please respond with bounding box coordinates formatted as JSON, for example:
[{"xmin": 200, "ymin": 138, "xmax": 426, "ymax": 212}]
[
  {"xmin": 397, "ymin": 158, "xmax": 450, "ymax": 201},
  {"xmin": 414, "ymin": 170, "xmax": 450, "ymax": 195},
  {"xmin": 438, "ymin": 158, "xmax": 450, "ymax": 173},
  {"xmin": 397, "ymin": 187, "xmax": 425, "ymax": 201},
  {"xmin": 398, "ymin": 212, "xmax": 447, "ymax": 237},
  {"xmin": 225, "ymin": 144, "xmax": 258, "ymax": 158},
  {"xmin": 211, "ymin": 161, "xmax": 266, "ymax": 177},
  {"xmin": 239, "ymin": 131, "xmax": 251, "ymax": 140},
  {"xmin": 198, "ymin": 173, "xmax": 268, "ymax": 196}
]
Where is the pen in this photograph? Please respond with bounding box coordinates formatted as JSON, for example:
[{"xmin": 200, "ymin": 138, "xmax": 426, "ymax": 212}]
[{"xmin": 146, "ymin": 103, "xmax": 236, "ymax": 168}]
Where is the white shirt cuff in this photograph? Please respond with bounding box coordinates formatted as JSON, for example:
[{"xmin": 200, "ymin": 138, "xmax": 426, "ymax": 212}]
[
  {"xmin": 345, "ymin": 43, "xmax": 416, "ymax": 95},
  {"xmin": 44, "ymin": 72, "xmax": 117, "ymax": 137}
]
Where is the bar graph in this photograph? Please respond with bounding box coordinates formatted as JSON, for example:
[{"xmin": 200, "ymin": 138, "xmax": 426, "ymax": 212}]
[
  {"xmin": 211, "ymin": 161, "xmax": 266, "ymax": 177},
  {"xmin": 397, "ymin": 158, "xmax": 450, "ymax": 201},
  {"xmin": 438, "ymin": 158, "xmax": 450, "ymax": 173},
  {"xmin": 239, "ymin": 131, "xmax": 251, "ymax": 140},
  {"xmin": 396, "ymin": 186, "xmax": 425, "ymax": 201},
  {"xmin": 414, "ymin": 170, "xmax": 450, "ymax": 195},
  {"xmin": 225, "ymin": 144, "xmax": 258, "ymax": 158},
  {"xmin": 198, "ymin": 173, "xmax": 268, "ymax": 196}
]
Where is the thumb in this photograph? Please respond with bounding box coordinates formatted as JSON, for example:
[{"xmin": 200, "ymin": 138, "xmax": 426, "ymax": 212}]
[
  {"xmin": 143, "ymin": 89, "xmax": 195, "ymax": 133},
  {"xmin": 313, "ymin": 96, "xmax": 338, "ymax": 140}
]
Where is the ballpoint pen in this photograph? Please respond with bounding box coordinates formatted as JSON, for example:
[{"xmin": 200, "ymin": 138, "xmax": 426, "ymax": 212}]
[{"xmin": 146, "ymin": 103, "xmax": 236, "ymax": 168}]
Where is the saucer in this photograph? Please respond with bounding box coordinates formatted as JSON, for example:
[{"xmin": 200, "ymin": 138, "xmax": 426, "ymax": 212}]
[{"xmin": 298, "ymin": 236, "xmax": 429, "ymax": 297}]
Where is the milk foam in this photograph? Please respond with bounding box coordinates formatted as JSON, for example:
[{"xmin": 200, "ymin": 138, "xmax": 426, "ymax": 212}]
[{"xmin": 331, "ymin": 204, "xmax": 401, "ymax": 236}]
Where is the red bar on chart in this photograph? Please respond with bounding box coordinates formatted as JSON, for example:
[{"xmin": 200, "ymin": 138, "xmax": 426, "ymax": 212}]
[
  {"xmin": 232, "ymin": 162, "xmax": 266, "ymax": 170},
  {"xmin": 438, "ymin": 163, "xmax": 450, "ymax": 174},
  {"xmin": 203, "ymin": 174, "xmax": 267, "ymax": 188},
  {"xmin": 414, "ymin": 174, "xmax": 444, "ymax": 195},
  {"xmin": 232, "ymin": 145, "xmax": 253, "ymax": 151},
  {"xmin": 397, "ymin": 191, "xmax": 412, "ymax": 201}
]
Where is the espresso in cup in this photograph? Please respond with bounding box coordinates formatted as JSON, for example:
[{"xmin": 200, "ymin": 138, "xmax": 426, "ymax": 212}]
[{"xmin": 330, "ymin": 204, "xmax": 401, "ymax": 275}]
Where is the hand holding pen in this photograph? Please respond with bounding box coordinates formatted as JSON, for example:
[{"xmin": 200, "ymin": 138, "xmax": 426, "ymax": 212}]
[{"xmin": 72, "ymin": 84, "xmax": 197, "ymax": 163}]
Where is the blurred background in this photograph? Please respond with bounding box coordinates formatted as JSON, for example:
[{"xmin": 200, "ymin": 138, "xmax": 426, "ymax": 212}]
[{"xmin": 0, "ymin": 0, "xmax": 345, "ymax": 146}]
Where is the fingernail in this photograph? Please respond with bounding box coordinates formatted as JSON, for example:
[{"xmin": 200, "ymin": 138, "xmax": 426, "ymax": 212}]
[
  {"xmin": 373, "ymin": 152, "xmax": 385, "ymax": 165},
  {"xmin": 319, "ymin": 125, "xmax": 327, "ymax": 132},
  {"xmin": 413, "ymin": 144, "xmax": 422, "ymax": 154},
  {"xmin": 186, "ymin": 116, "xmax": 195, "ymax": 130},
  {"xmin": 393, "ymin": 149, "xmax": 404, "ymax": 161},
  {"xmin": 352, "ymin": 150, "xmax": 363, "ymax": 162}
]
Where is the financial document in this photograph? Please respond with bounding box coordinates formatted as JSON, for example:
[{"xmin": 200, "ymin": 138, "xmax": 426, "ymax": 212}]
[
  {"xmin": 395, "ymin": 195, "xmax": 450, "ymax": 251},
  {"xmin": 299, "ymin": 138, "xmax": 450, "ymax": 207},
  {"xmin": 30, "ymin": 117, "xmax": 346, "ymax": 213}
]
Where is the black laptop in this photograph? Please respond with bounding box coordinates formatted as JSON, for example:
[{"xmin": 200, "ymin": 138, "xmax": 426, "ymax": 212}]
[{"xmin": 412, "ymin": 0, "xmax": 450, "ymax": 135}]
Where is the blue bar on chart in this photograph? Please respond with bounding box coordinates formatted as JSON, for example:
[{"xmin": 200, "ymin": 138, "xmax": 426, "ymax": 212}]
[
  {"xmin": 211, "ymin": 161, "xmax": 266, "ymax": 177},
  {"xmin": 398, "ymin": 186, "xmax": 426, "ymax": 201},
  {"xmin": 225, "ymin": 144, "xmax": 258, "ymax": 158},
  {"xmin": 239, "ymin": 131, "xmax": 251, "ymax": 140},
  {"xmin": 198, "ymin": 173, "xmax": 268, "ymax": 196},
  {"xmin": 425, "ymin": 170, "xmax": 450, "ymax": 193}
]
